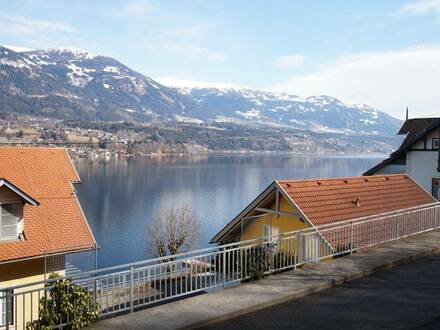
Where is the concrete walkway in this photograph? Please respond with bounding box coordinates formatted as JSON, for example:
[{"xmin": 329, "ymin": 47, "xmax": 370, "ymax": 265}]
[{"xmin": 90, "ymin": 230, "xmax": 440, "ymax": 330}]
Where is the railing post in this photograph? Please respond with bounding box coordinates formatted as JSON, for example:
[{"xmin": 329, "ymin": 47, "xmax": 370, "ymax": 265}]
[
  {"xmin": 222, "ymin": 248, "xmax": 226, "ymax": 287},
  {"xmin": 130, "ymin": 265, "xmax": 134, "ymax": 313},
  {"xmin": 434, "ymin": 206, "xmax": 440, "ymax": 228},
  {"xmin": 269, "ymin": 241, "xmax": 274, "ymax": 273},
  {"xmin": 94, "ymin": 247, "xmax": 98, "ymax": 301},
  {"xmin": 350, "ymin": 222, "xmax": 354, "ymax": 254},
  {"xmin": 44, "ymin": 252, "xmax": 47, "ymax": 281},
  {"xmin": 93, "ymin": 248, "xmax": 98, "ymax": 304},
  {"xmin": 5, "ymin": 290, "xmax": 10, "ymax": 330},
  {"xmin": 294, "ymin": 232, "xmax": 298, "ymax": 270},
  {"xmin": 93, "ymin": 278, "xmax": 97, "ymax": 305}
]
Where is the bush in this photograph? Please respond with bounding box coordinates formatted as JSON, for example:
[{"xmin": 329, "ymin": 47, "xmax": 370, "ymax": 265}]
[
  {"xmin": 27, "ymin": 274, "xmax": 100, "ymax": 330},
  {"xmin": 246, "ymin": 246, "xmax": 270, "ymax": 281}
]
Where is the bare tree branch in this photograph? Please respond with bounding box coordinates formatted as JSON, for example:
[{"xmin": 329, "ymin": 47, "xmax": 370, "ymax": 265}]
[{"xmin": 147, "ymin": 205, "xmax": 201, "ymax": 258}]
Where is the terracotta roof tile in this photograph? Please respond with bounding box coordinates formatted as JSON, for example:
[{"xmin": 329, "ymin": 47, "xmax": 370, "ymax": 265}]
[
  {"xmin": 0, "ymin": 147, "xmax": 95, "ymax": 263},
  {"xmin": 278, "ymin": 174, "xmax": 436, "ymax": 227}
]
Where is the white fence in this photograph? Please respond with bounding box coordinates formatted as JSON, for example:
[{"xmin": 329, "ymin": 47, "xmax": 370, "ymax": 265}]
[{"xmin": 2, "ymin": 203, "xmax": 440, "ymax": 329}]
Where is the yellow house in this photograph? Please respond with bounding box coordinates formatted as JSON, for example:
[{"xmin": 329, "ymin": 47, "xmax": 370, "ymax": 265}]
[
  {"xmin": 0, "ymin": 147, "xmax": 96, "ymax": 329},
  {"xmin": 211, "ymin": 174, "xmax": 437, "ymax": 257}
]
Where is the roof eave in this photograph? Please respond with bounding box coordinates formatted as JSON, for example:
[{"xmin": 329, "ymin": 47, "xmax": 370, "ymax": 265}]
[
  {"xmin": 0, "ymin": 178, "xmax": 39, "ymax": 206},
  {"xmin": 210, "ymin": 182, "xmax": 278, "ymax": 244}
]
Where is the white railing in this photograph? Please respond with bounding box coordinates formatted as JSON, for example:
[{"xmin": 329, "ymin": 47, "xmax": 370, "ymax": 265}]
[{"xmin": 1, "ymin": 202, "xmax": 440, "ymax": 329}]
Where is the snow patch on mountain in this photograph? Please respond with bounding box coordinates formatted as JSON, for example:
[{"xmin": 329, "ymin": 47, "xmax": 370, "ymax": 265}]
[
  {"xmin": 175, "ymin": 115, "xmax": 204, "ymax": 124},
  {"xmin": 3, "ymin": 45, "xmax": 35, "ymax": 52},
  {"xmin": 103, "ymin": 66, "xmax": 120, "ymax": 74},
  {"xmin": 66, "ymin": 63, "xmax": 95, "ymax": 87},
  {"xmin": 0, "ymin": 57, "xmax": 35, "ymax": 69},
  {"xmin": 52, "ymin": 47, "xmax": 97, "ymax": 59},
  {"xmin": 236, "ymin": 108, "xmax": 261, "ymax": 119}
]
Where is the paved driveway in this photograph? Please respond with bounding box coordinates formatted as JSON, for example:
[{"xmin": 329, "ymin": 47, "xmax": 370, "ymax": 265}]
[{"xmin": 203, "ymin": 255, "xmax": 440, "ymax": 330}]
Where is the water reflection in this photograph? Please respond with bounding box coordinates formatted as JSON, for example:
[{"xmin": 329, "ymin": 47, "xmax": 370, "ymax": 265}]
[{"xmin": 75, "ymin": 154, "xmax": 384, "ymax": 268}]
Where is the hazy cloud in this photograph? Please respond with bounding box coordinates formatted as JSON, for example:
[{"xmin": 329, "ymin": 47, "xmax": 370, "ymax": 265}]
[
  {"xmin": 163, "ymin": 43, "xmax": 228, "ymax": 62},
  {"xmin": 0, "ymin": 12, "xmax": 76, "ymax": 35},
  {"xmin": 172, "ymin": 24, "xmax": 213, "ymax": 39},
  {"xmin": 398, "ymin": 0, "xmax": 440, "ymax": 15},
  {"xmin": 276, "ymin": 53, "xmax": 305, "ymax": 69},
  {"xmin": 270, "ymin": 45, "xmax": 440, "ymax": 119},
  {"xmin": 157, "ymin": 76, "xmax": 243, "ymax": 89},
  {"xmin": 117, "ymin": 0, "xmax": 153, "ymax": 17}
]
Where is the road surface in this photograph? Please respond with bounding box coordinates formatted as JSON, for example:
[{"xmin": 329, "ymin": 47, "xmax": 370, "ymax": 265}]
[{"xmin": 203, "ymin": 255, "xmax": 440, "ymax": 330}]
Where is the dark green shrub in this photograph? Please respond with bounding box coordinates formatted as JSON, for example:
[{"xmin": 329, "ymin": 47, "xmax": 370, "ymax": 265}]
[
  {"xmin": 246, "ymin": 246, "xmax": 270, "ymax": 281},
  {"xmin": 334, "ymin": 242, "xmax": 353, "ymax": 258},
  {"xmin": 26, "ymin": 274, "xmax": 100, "ymax": 330}
]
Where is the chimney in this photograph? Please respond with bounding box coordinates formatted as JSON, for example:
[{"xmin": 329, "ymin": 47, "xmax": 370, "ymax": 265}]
[
  {"xmin": 353, "ymin": 197, "xmax": 361, "ymax": 207},
  {"xmin": 406, "ymin": 107, "xmax": 409, "ymax": 121}
]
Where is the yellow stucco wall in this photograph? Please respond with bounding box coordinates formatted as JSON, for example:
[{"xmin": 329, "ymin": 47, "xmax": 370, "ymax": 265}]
[
  {"xmin": 0, "ymin": 258, "xmax": 46, "ymax": 329},
  {"xmin": 241, "ymin": 196, "xmax": 310, "ymax": 241},
  {"xmin": 231, "ymin": 194, "xmax": 336, "ymax": 265}
]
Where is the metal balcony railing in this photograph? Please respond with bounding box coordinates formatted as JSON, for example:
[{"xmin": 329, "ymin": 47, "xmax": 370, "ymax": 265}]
[{"xmin": 1, "ymin": 202, "xmax": 440, "ymax": 329}]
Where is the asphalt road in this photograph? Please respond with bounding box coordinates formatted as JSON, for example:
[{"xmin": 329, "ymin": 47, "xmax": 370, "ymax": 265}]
[{"xmin": 202, "ymin": 255, "xmax": 440, "ymax": 330}]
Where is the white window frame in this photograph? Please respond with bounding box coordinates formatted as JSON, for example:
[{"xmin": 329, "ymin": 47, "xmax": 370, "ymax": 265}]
[
  {"xmin": 263, "ymin": 225, "xmax": 279, "ymax": 242},
  {"xmin": 263, "ymin": 224, "xmax": 270, "ymax": 241},
  {"xmin": 0, "ymin": 289, "xmax": 13, "ymax": 327},
  {"xmin": 0, "ymin": 203, "xmax": 22, "ymax": 242}
]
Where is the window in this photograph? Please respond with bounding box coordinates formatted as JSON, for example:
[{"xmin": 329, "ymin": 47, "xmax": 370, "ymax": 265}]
[
  {"xmin": 433, "ymin": 138, "xmax": 439, "ymax": 149},
  {"xmin": 433, "ymin": 178, "xmax": 440, "ymax": 200},
  {"xmin": 263, "ymin": 225, "xmax": 279, "ymax": 241},
  {"xmin": 0, "ymin": 290, "xmax": 13, "ymax": 327},
  {"xmin": 263, "ymin": 225, "xmax": 270, "ymax": 241},
  {"xmin": 0, "ymin": 203, "xmax": 21, "ymax": 241}
]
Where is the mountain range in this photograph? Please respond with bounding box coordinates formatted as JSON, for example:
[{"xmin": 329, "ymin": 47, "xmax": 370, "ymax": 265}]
[{"xmin": 0, "ymin": 45, "xmax": 402, "ymax": 140}]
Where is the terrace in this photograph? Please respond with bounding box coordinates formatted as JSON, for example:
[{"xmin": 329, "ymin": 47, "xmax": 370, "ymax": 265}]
[{"xmin": 2, "ymin": 202, "xmax": 440, "ymax": 329}]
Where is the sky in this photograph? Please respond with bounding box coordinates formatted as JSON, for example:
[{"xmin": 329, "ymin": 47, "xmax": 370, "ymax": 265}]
[{"xmin": 1, "ymin": 0, "xmax": 440, "ymax": 119}]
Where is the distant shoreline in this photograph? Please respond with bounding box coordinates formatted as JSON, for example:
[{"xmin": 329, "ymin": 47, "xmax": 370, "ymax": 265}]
[{"xmin": 71, "ymin": 150, "xmax": 389, "ymax": 162}]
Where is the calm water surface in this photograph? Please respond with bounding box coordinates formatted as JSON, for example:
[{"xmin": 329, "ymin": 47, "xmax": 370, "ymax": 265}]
[{"xmin": 75, "ymin": 154, "xmax": 384, "ymax": 268}]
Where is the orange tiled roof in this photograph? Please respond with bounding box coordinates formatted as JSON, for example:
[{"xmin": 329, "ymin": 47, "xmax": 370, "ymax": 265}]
[
  {"xmin": 277, "ymin": 174, "xmax": 437, "ymax": 227},
  {"xmin": 0, "ymin": 147, "xmax": 96, "ymax": 263}
]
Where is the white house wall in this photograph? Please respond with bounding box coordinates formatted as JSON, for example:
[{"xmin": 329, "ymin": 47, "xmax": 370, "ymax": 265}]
[
  {"xmin": 407, "ymin": 150, "xmax": 439, "ymax": 193},
  {"xmin": 374, "ymin": 164, "xmax": 406, "ymax": 175},
  {"xmin": 412, "ymin": 139, "xmax": 425, "ymax": 149},
  {"xmin": 424, "ymin": 129, "xmax": 440, "ymax": 149},
  {"xmin": 410, "ymin": 128, "xmax": 440, "ymax": 150}
]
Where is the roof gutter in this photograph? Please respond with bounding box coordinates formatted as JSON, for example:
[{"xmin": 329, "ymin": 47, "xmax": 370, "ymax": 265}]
[{"xmin": 0, "ymin": 245, "xmax": 96, "ymax": 265}]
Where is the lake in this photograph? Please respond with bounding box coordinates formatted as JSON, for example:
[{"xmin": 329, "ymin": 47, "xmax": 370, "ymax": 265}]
[{"xmin": 74, "ymin": 154, "xmax": 385, "ymax": 268}]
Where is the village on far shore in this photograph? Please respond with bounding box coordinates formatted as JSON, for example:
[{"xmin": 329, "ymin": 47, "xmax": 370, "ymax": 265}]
[{"xmin": 0, "ymin": 112, "xmax": 401, "ymax": 161}]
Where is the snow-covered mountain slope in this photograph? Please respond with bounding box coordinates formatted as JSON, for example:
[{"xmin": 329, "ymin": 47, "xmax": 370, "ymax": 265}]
[
  {"xmin": 0, "ymin": 45, "xmax": 401, "ymax": 136},
  {"xmin": 0, "ymin": 46, "xmax": 199, "ymax": 121},
  {"xmin": 178, "ymin": 87, "xmax": 401, "ymax": 136}
]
